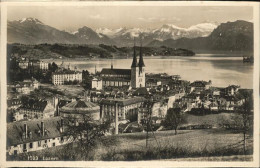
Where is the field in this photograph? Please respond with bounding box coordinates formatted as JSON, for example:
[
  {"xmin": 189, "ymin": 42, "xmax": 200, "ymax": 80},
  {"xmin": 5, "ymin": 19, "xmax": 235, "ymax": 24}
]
[
  {"xmin": 10, "ymin": 128, "xmax": 253, "ymax": 161},
  {"xmin": 183, "ymin": 113, "xmax": 234, "ymax": 127}
]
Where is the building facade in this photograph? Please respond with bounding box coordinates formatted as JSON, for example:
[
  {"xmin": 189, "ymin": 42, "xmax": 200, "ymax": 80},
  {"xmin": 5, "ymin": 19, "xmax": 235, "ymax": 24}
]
[
  {"xmin": 52, "ymin": 69, "xmax": 82, "ymax": 85},
  {"xmin": 100, "ymin": 97, "xmax": 146, "ymax": 122},
  {"xmin": 15, "ymin": 99, "xmax": 55, "ymax": 121},
  {"xmin": 13, "ymin": 78, "xmax": 39, "ymax": 95},
  {"xmin": 7, "ymin": 117, "xmax": 72, "ymax": 155},
  {"xmin": 91, "ymin": 77, "xmax": 103, "ymax": 90}
]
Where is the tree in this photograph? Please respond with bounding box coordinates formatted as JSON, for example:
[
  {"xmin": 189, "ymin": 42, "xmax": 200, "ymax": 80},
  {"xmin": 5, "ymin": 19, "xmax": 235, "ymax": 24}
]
[
  {"xmin": 65, "ymin": 114, "xmax": 111, "ymax": 160},
  {"xmin": 49, "ymin": 62, "xmax": 58, "ymax": 72},
  {"xmin": 232, "ymin": 90, "xmax": 253, "ymax": 154},
  {"xmin": 162, "ymin": 107, "xmax": 184, "ymax": 135}
]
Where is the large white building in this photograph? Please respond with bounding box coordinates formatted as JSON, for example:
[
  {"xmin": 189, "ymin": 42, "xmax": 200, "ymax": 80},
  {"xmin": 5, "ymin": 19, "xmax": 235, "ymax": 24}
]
[
  {"xmin": 52, "ymin": 69, "xmax": 82, "ymax": 85},
  {"xmin": 40, "ymin": 61, "xmax": 49, "ymax": 70}
]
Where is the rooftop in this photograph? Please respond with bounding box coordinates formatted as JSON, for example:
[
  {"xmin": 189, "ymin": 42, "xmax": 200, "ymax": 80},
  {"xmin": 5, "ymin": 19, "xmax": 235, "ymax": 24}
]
[
  {"xmin": 100, "ymin": 68, "xmax": 131, "ymax": 76},
  {"xmin": 60, "ymin": 99, "xmax": 100, "ymax": 114},
  {"xmin": 7, "ymin": 117, "xmax": 63, "ymax": 146},
  {"xmin": 100, "ymin": 97, "xmax": 146, "ymax": 106}
]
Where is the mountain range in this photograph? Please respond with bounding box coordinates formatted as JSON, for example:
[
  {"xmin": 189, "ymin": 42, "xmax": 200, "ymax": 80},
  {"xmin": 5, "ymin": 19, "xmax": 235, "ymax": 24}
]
[{"xmin": 8, "ymin": 18, "xmax": 253, "ymax": 52}]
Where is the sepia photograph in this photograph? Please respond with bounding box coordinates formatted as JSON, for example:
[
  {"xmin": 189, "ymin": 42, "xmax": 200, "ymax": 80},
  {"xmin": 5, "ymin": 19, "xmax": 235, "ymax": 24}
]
[{"xmin": 1, "ymin": 1, "xmax": 259, "ymax": 166}]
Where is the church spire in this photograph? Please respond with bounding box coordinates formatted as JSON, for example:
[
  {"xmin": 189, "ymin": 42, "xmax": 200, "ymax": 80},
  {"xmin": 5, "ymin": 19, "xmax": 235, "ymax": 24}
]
[
  {"xmin": 131, "ymin": 38, "xmax": 138, "ymax": 68},
  {"xmin": 138, "ymin": 37, "xmax": 145, "ymax": 67}
]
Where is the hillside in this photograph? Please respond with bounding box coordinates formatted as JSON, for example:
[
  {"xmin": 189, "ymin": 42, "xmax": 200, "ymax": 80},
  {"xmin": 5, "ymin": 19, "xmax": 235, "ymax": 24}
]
[
  {"xmin": 147, "ymin": 20, "xmax": 253, "ymax": 53},
  {"xmin": 7, "ymin": 43, "xmax": 195, "ymax": 60}
]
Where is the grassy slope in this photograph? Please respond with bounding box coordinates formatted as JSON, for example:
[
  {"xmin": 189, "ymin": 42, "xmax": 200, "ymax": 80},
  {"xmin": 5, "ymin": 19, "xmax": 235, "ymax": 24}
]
[
  {"xmin": 11, "ymin": 128, "xmax": 252, "ymax": 161},
  {"xmin": 183, "ymin": 113, "xmax": 234, "ymax": 127}
]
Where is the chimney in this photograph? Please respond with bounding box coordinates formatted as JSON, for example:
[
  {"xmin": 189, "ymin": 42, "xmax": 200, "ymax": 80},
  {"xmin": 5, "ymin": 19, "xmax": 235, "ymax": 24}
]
[
  {"xmin": 41, "ymin": 121, "xmax": 45, "ymax": 136},
  {"xmin": 24, "ymin": 124, "xmax": 28, "ymax": 139}
]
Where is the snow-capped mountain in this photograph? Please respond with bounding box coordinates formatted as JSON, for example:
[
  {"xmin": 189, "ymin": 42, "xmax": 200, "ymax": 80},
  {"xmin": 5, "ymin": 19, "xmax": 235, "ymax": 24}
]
[
  {"xmin": 147, "ymin": 20, "xmax": 253, "ymax": 52},
  {"xmin": 8, "ymin": 18, "xmax": 231, "ymax": 48},
  {"xmin": 152, "ymin": 23, "xmax": 218, "ymax": 40},
  {"xmin": 19, "ymin": 17, "xmax": 44, "ymax": 25},
  {"xmin": 8, "ymin": 18, "xmax": 84, "ymax": 44},
  {"xmin": 94, "ymin": 23, "xmax": 217, "ymax": 46}
]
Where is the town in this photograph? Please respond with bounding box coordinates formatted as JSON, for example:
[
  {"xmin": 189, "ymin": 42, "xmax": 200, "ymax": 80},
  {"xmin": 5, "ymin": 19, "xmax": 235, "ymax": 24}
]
[{"xmin": 6, "ymin": 42, "xmax": 253, "ymax": 161}]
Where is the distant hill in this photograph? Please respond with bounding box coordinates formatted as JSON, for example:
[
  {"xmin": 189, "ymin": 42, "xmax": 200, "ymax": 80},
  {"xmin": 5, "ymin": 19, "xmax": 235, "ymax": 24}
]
[
  {"xmin": 7, "ymin": 43, "xmax": 195, "ymax": 60},
  {"xmin": 147, "ymin": 20, "xmax": 253, "ymax": 53}
]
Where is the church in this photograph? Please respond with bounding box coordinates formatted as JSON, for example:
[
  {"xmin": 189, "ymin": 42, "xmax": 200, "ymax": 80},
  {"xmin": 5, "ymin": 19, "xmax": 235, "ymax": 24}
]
[{"xmin": 97, "ymin": 42, "xmax": 146, "ymax": 89}]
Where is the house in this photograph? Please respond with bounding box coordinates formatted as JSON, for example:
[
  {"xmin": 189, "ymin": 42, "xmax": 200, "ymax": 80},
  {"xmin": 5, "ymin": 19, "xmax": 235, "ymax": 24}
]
[
  {"xmin": 39, "ymin": 61, "xmax": 49, "ymax": 70},
  {"xmin": 15, "ymin": 99, "xmax": 55, "ymax": 121},
  {"xmin": 146, "ymin": 78, "xmax": 161, "ymax": 87},
  {"xmin": 18, "ymin": 60, "xmax": 29, "ymax": 69},
  {"xmin": 91, "ymin": 77, "xmax": 103, "ymax": 90},
  {"xmin": 7, "ymin": 98, "xmax": 22, "ymax": 110},
  {"xmin": 14, "ymin": 78, "xmax": 39, "ymax": 94},
  {"xmin": 7, "ymin": 117, "xmax": 72, "ymax": 155},
  {"xmin": 189, "ymin": 80, "xmax": 211, "ymax": 93},
  {"xmin": 225, "ymin": 85, "xmax": 240, "ymax": 96}
]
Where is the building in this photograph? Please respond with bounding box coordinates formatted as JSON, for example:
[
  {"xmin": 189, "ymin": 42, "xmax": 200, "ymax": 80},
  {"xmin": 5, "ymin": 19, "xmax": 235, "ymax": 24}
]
[
  {"xmin": 97, "ymin": 41, "xmax": 145, "ymax": 89},
  {"xmin": 7, "ymin": 98, "xmax": 22, "ymax": 110},
  {"xmin": 13, "ymin": 78, "xmax": 39, "ymax": 94},
  {"xmin": 130, "ymin": 42, "xmax": 146, "ymax": 88},
  {"xmin": 7, "ymin": 117, "xmax": 72, "ymax": 155},
  {"xmin": 18, "ymin": 60, "xmax": 29, "ymax": 69},
  {"xmin": 100, "ymin": 97, "xmax": 146, "ymax": 122},
  {"xmin": 18, "ymin": 59, "xmax": 49, "ymax": 71},
  {"xmin": 40, "ymin": 61, "xmax": 49, "ymax": 70},
  {"xmin": 91, "ymin": 77, "xmax": 103, "ymax": 90},
  {"xmin": 100, "ymin": 68, "xmax": 131, "ymax": 88},
  {"xmin": 146, "ymin": 78, "xmax": 162, "ymax": 88},
  {"xmin": 52, "ymin": 69, "xmax": 82, "ymax": 85},
  {"xmin": 189, "ymin": 80, "xmax": 211, "ymax": 93},
  {"xmin": 59, "ymin": 99, "xmax": 100, "ymax": 123},
  {"xmin": 15, "ymin": 99, "xmax": 55, "ymax": 121},
  {"xmin": 225, "ymin": 85, "xmax": 240, "ymax": 96}
]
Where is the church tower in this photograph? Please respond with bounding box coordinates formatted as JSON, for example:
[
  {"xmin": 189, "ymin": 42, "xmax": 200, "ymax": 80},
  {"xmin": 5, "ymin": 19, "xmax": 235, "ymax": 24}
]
[
  {"xmin": 137, "ymin": 40, "xmax": 145, "ymax": 88},
  {"xmin": 131, "ymin": 39, "xmax": 145, "ymax": 88}
]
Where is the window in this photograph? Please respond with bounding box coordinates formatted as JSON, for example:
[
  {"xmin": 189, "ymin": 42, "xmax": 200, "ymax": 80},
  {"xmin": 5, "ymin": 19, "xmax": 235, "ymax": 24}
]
[
  {"xmin": 29, "ymin": 142, "xmax": 33, "ymax": 148},
  {"xmin": 45, "ymin": 140, "xmax": 47, "ymax": 143},
  {"xmin": 38, "ymin": 141, "xmax": 41, "ymax": 147},
  {"xmin": 23, "ymin": 144, "xmax": 26, "ymax": 149},
  {"xmin": 52, "ymin": 143, "xmax": 55, "ymax": 147}
]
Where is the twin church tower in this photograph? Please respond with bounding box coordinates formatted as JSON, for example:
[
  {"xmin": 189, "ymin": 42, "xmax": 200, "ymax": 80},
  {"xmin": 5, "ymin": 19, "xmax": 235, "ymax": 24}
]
[{"xmin": 131, "ymin": 40, "xmax": 145, "ymax": 88}]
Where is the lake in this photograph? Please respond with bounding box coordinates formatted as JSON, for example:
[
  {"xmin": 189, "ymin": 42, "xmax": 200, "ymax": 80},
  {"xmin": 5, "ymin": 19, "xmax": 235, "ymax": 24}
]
[{"xmin": 52, "ymin": 54, "xmax": 253, "ymax": 89}]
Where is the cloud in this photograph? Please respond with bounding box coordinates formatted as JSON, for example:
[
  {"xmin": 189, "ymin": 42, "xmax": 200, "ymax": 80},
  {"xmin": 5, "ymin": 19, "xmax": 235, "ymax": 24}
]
[{"xmin": 89, "ymin": 14, "xmax": 104, "ymax": 20}]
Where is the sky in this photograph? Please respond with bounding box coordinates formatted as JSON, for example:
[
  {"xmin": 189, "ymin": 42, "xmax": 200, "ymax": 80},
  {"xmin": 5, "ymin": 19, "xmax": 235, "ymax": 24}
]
[{"xmin": 7, "ymin": 6, "xmax": 253, "ymax": 31}]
